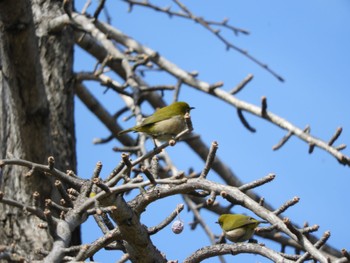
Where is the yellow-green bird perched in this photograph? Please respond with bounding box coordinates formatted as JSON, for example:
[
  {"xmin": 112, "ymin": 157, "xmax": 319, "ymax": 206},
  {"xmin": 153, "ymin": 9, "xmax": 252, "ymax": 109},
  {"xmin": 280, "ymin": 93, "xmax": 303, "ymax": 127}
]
[
  {"xmin": 118, "ymin": 101, "xmax": 194, "ymax": 145},
  {"xmin": 217, "ymin": 214, "xmax": 263, "ymax": 242}
]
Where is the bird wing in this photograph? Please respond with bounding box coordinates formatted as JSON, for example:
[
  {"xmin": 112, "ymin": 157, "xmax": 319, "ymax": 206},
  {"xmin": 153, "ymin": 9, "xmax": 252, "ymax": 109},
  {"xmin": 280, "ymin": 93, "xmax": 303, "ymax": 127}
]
[
  {"xmin": 140, "ymin": 107, "xmax": 178, "ymax": 126},
  {"xmin": 231, "ymin": 217, "xmax": 257, "ymax": 229}
]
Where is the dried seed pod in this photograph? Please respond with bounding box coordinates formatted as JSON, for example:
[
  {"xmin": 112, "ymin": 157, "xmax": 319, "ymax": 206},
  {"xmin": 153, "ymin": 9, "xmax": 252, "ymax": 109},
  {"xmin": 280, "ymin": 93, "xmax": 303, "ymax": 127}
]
[{"xmin": 172, "ymin": 219, "xmax": 184, "ymax": 234}]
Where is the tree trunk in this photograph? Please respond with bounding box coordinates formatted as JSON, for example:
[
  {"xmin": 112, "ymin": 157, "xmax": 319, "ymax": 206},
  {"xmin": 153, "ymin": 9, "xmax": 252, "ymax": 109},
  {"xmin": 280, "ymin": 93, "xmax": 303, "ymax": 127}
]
[{"xmin": 0, "ymin": 0, "xmax": 79, "ymax": 260}]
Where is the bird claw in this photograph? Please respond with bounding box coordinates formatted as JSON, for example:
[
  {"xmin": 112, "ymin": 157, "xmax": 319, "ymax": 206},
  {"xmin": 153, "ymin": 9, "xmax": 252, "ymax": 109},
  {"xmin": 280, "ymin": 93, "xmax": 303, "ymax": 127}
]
[{"xmin": 248, "ymin": 238, "xmax": 258, "ymax": 243}]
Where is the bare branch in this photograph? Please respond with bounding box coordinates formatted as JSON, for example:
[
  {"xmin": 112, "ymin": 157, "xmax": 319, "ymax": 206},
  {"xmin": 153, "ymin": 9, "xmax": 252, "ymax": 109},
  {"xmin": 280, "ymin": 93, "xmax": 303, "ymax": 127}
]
[
  {"xmin": 141, "ymin": 166, "xmax": 156, "ymax": 185},
  {"xmin": 261, "ymin": 96, "xmax": 268, "ymax": 117},
  {"xmin": 122, "ymin": 0, "xmax": 249, "ymax": 35},
  {"xmin": 0, "ymin": 192, "xmax": 46, "ymax": 220},
  {"xmin": 172, "ymin": 0, "xmax": 284, "ymax": 82},
  {"xmin": 0, "ymin": 159, "xmax": 82, "ymax": 188},
  {"xmin": 93, "ymin": 0, "xmax": 106, "ymax": 19},
  {"xmin": 239, "ymin": 173, "xmax": 276, "ymax": 192},
  {"xmin": 91, "ymin": 161, "xmax": 103, "ymax": 179},
  {"xmin": 328, "ymin": 127, "xmax": 343, "ymax": 146},
  {"xmin": 237, "ymin": 108, "xmax": 256, "ymax": 133},
  {"xmin": 85, "ymin": 18, "xmax": 349, "ymax": 165},
  {"xmin": 93, "ymin": 177, "xmax": 111, "ymax": 193},
  {"xmin": 199, "ymin": 141, "xmax": 218, "ymax": 179},
  {"xmin": 148, "ymin": 203, "xmax": 184, "ymax": 235},
  {"xmin": 229, "ymin": 74, "xmax": 254, "ymax": 95},
  {"xmin": 41, "ymin": 8, "xmax": 350, "ymax": 262},
  {"xmin": 273, "ymin": 131, "xmax": 293, "ymax": 151},
  {"xmin": 55, "ymin": 180, "xmax": 74, "ymax": 208},
  {"xmin": 183, "ymin": 243, "xmax": 294, "ymax": 263},
  {"xmin": 296, "ymin": 231, "xmax": 331, "ymax": 263},
  {"xmin": 74, "ymin": 228, "xmax": 123, "ymax": 261},
  {"xmin": 274, "ymin": 197, "xmax": 300, "ymax": 216}
]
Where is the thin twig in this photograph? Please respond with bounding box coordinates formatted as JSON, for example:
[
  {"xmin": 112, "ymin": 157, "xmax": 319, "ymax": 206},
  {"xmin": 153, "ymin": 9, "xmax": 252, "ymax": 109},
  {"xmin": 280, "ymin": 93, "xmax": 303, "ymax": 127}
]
[
  {"xmin": 229, "ymin": 74, "xmax": 254, "ymax": 95},
  {"xmin": 121, "ymin": 0, "xmax": 283, "ymax": 81},
  {"xmin": 92, "ymin": 161, "xmax": 103, "ymax": 179},
  {"xmin": 206, "ymin": 191, "xmax": 217, "ymax": 206},
  {"xmin": 93, "ymin": 0, "xmax": 106, "ymax": 19},
  {"xmin": 237, "ymin": 109, "xmax": 256, "ymax": 133},
  {"xmin": 300, "ymin": 225, "xmax": 319, "ymax": 234},
  {"xmin": 272, "ymin": 131, "xmax": 293, "ymax": 151},
  {"xmin": 200, "ymin": 141, "xmax": 218, "ymax": 179},
  {"xmin": 141, "ymin": 166, "xmax": 156, "ymax": 185},
  {"xmin": 148, "ymin": 203, "xmax": 184, "ymax": 235},
  {"xmin": 296, "ymin": 231, "xmax": 331, "ymax": 263},
  {"xmin": 54, "ymin": 180, "xmax": 74, "ymax": 208},
  {"xmin": 328, "ymin": 127, "xmax": 342, "ymax": 146},
  {"xmin": 274, "ymin": 197, "xmax": 300, "ymax": 216},
  {"xmin": 261, "ymin": 96, "xmax": 268, "ymax": 117},
  {"xmin": 173, "ymin": 0, "xmax": 284, "ymax": 82},
  {"xmin": 93, "ymin": 178, "xmax": 111, "ymax": 193},
  {"xmin": 122, "ymin": 0, "xmax": 249, "ymax": 35},
  {"xmin": 0, "ymin": 159, "xmax": 82, "ymax": 188},
  {"xmin": 239, "ymin": 173, "xmax": 275, "ymax": 192},
  {"xmin": 0, "ymin": 192, "xmax": 46, "ymax": 220}
]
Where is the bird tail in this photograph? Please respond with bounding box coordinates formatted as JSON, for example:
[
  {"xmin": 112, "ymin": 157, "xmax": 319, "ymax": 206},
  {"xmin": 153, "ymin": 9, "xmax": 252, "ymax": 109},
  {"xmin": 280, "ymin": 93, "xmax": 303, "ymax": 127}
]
[{"xmin": 118, "ymin": 128, "xmax": 133, "ymax": 136}]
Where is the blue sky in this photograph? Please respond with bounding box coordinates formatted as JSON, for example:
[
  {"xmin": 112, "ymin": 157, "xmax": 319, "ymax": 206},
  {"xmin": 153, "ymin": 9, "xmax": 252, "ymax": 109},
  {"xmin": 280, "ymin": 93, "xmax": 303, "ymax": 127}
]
[{"xmin": 74, "ymin": 1, "xmax": 350, "ymax": 262}]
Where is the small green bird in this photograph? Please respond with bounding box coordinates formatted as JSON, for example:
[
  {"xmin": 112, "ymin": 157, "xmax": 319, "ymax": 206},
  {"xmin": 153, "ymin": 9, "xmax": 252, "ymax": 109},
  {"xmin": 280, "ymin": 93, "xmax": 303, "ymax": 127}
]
[
  {"xmin": 118, "ymin": 101, "xmax": 194, "ymax": 144},
  {"xmin": 217, "ymin": 214, "xmax": 263, "ymax": 242}
]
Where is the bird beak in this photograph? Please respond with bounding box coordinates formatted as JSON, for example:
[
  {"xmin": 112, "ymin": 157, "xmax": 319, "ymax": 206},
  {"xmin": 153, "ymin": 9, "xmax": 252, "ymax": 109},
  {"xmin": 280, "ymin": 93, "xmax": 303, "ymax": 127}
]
[{"xmin": 190, "ymin": 107, "xmax": 195, "ymax": 110}]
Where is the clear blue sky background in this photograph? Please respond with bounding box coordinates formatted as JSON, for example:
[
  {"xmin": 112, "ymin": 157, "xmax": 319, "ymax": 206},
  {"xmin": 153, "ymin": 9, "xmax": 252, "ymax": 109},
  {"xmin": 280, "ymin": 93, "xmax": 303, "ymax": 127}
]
[{"xmin": 74, "ymin": 1, "xmax": 350, "ymax": 262}]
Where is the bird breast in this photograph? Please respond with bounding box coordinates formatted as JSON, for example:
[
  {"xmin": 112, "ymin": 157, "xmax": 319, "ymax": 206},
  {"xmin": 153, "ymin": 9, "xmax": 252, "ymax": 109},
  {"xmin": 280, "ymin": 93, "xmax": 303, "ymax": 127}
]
[
  {"xmin": 152, "ymin": 115, "xmax": 187, "ymax": 141},
  {"xmin": 224, "ymin": 227, "xmax": 253, "ymax": 242}
]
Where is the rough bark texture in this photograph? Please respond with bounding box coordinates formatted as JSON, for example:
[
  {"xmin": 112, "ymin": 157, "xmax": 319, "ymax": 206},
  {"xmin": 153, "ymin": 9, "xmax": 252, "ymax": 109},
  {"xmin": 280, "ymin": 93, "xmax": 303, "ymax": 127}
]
[{"xmin": 0, "ymin": 0, "xmax": 79, "ymax": 260}]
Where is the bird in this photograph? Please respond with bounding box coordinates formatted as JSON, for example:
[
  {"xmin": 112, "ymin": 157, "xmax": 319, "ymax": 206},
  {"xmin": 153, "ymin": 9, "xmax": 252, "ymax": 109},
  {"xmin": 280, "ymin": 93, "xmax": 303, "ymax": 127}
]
[
  {"xmin": 217, "ymin": 214, "xmax": 264, "ymax": 242},
  {"xmin": 118, "ymin": 101, "xmax": 194, "ymax": 145}
]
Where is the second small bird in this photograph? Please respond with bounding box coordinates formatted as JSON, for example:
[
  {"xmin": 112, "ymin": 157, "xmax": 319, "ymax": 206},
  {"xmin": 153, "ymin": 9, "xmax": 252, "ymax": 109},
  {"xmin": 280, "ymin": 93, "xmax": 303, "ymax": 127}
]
[
  {"xmin": 118, "ymin": 101, "xmax": 194, "ymax": 145},
  {"xmin": 217, "ymin": 214, "xmax": 264, "ymax": 242}
]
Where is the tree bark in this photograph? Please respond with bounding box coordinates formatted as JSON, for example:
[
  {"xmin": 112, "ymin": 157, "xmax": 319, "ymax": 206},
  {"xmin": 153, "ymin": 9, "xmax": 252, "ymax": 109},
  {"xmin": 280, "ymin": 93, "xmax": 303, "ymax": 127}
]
[{"xmin": 0, "ymin": 0, "xmax": 79, "ymax": 260}]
